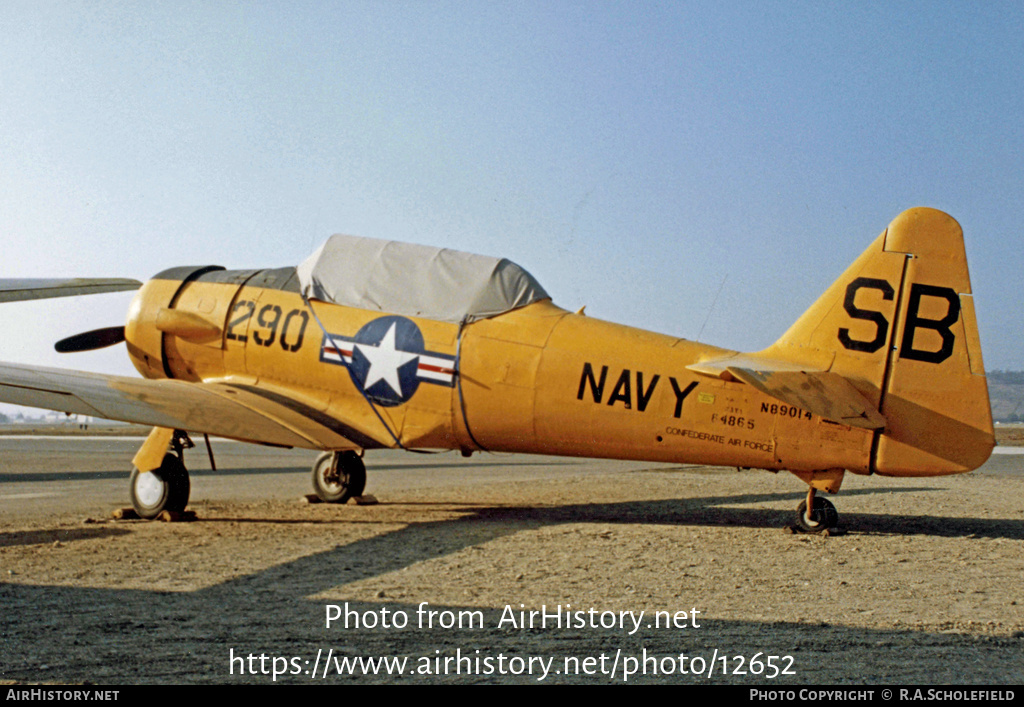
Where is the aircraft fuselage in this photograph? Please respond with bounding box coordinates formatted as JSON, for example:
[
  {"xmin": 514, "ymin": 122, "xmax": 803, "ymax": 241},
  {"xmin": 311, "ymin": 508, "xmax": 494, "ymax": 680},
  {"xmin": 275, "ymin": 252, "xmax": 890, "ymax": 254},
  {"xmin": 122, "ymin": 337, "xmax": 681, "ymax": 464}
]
[{"xmin": 125, "ymin": 266, "xmax": 873, "ymax": 479}]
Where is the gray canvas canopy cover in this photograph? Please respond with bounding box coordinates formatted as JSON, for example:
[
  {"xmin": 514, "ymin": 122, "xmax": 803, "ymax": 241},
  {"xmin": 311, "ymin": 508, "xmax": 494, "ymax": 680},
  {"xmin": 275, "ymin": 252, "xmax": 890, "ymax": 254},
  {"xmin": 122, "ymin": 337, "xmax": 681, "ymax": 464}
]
[{"xmin": 296, "ymin": 235, "xmax": 550, "ymax": 323}]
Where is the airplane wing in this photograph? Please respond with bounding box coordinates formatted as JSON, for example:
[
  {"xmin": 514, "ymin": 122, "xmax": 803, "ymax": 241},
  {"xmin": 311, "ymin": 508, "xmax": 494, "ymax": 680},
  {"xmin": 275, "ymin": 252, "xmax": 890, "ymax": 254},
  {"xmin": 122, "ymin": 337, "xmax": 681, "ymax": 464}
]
[
  {"xmin": 687, "ymin": 355, "xmax": 886, "ymax": 430},
  {"xmin": 0, "ymin": 278, "xmax": 142, "ymax": 303},
  {"xmin": 0, "ymin": 361, "xmax": 387, "ymax": 450}
]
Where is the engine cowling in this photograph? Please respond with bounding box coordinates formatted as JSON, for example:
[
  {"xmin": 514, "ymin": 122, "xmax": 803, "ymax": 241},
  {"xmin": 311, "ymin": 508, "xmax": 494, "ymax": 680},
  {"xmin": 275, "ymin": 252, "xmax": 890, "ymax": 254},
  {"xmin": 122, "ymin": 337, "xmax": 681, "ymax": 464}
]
[{"xmin": 125, "ymin": 266, "xmax": 227, "ymax": 381}]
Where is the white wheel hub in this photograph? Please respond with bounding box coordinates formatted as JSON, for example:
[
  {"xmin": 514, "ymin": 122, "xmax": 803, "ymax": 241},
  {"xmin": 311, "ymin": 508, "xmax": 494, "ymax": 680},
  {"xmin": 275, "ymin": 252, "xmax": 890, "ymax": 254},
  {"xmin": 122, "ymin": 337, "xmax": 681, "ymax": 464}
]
[{"xmin": 134, "ymin": 471, "xmax": 164, "ymax": 508}]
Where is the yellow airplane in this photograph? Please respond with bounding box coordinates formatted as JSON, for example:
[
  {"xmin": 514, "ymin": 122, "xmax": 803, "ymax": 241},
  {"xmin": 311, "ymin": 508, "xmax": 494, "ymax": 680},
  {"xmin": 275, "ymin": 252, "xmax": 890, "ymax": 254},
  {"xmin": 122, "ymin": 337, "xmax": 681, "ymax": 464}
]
[{"xmin": 0, "ymin": 207, "xmax": 994, "ymax": 532}]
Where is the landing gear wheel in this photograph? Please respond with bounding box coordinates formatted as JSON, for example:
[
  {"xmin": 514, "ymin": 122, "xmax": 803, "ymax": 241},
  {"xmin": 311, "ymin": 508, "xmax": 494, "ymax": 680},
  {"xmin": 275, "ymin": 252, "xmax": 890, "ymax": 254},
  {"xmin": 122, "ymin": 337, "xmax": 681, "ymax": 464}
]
[
  {"xmin": 312, "ymin": 451, "xmax": 366, "ymax": 504},
  {"xmin": 129, "ymin": 453, "xmax": 191, "ymax": 519},
  {"xmin": 794, "ymin": 497, "xmax": 838, "ymax": 533}
]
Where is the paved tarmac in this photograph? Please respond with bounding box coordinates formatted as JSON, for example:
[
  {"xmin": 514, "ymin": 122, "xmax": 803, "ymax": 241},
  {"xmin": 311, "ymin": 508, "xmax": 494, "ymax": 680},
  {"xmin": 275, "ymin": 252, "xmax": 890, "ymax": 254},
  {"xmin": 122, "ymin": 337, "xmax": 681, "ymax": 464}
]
[
  {"xmin": 0, "ymin": 436, "xmax": 662, "ymax": 519},
  {"xmin": 0, "ymin": 435, "xmax": 1021, "ymax": 522}
]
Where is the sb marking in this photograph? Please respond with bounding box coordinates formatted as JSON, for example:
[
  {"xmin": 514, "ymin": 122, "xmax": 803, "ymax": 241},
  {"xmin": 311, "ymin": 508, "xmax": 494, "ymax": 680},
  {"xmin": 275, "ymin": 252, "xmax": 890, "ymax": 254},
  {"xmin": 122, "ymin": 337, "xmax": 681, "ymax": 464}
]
[{"xmin": 838, "ymin": 278, "xmax": 960, "ymax": 363}]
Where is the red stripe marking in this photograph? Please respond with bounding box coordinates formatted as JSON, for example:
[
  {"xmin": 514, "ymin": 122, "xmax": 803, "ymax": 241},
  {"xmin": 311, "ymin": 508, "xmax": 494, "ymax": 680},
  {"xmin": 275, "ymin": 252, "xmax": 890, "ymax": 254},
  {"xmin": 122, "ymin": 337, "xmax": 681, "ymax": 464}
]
[{"xmin": 418, "ymin": 363, "xmax": 454, "ymax": 375}]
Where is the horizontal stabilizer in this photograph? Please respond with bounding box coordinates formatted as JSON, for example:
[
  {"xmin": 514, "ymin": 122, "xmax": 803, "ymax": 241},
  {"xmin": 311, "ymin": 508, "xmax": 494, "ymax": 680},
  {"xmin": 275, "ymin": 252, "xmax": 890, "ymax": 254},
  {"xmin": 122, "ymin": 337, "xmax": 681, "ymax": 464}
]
[
  {"xmin": 0, "ymin": 278, "xmax": 142, "ymax": 303},
  {"xmin": 687, "ymin": 356, "xmax": 886, "ymax": 429}
]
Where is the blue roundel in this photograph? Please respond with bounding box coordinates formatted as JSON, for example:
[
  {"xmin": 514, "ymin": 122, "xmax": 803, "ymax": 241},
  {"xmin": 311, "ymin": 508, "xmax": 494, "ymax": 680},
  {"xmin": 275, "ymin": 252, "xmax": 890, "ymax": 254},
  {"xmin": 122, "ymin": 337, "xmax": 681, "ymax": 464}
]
[{"xmin": 346, "ymin": 316, "xmax": 424, "ymax": 407}]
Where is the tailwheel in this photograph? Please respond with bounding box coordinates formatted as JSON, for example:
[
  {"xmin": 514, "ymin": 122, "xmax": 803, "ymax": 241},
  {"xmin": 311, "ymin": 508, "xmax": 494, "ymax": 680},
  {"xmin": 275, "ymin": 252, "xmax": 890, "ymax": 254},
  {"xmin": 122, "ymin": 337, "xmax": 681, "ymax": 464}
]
[
  {"xmin": 129, "ymin": 453, "xmax": 191, "ymax": 519},
  {"xmin": 312, "ymin": 451, "xmax": 366, "ymax": 504},
  {"xmin": 794, "ymin": 493, "xmax": 839, "ymax": 534}
]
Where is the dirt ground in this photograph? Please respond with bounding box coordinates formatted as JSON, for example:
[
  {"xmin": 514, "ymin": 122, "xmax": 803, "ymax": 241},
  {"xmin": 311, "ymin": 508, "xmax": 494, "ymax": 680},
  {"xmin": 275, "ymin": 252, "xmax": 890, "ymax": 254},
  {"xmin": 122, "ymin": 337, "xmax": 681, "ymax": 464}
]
[
  {"xmin": 1, "ymin": 434, "xmax": 1022, "ymax": 684},
  {"xmin": 996, "ymin": 425, "xmax": 1024, "ymax": 446}
]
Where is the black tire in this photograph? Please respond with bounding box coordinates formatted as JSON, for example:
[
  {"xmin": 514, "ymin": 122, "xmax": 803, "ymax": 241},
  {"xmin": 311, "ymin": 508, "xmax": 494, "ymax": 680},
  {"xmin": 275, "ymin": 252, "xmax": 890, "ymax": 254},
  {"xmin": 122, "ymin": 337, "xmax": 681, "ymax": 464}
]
[
  {"xmin": 312, "ymin": 451, "xmax": 366, "ymax": 504},
  {"xmin": 795, "ymin": 496, "xmax": 838, "ymax": 533},
  {"xmin": 129, "ymin": 453, "xmax": 191, "ymax": 519}
]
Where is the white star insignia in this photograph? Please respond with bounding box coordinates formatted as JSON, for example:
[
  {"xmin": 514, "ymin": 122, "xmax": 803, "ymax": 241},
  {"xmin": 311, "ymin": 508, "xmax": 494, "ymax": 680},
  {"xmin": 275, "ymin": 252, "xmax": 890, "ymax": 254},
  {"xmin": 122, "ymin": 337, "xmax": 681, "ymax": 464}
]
[{"xmin": 355, "ymin": 323, "xmax": 418, "ymax": 396}]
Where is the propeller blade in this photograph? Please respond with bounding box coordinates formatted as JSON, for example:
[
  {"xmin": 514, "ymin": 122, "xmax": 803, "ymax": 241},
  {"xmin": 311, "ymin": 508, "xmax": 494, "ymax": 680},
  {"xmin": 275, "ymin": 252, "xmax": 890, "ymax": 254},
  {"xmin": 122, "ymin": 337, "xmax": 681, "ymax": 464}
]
[{"xmin": 55, "ymin": 326, "xmax": 127, "ymax": 353}]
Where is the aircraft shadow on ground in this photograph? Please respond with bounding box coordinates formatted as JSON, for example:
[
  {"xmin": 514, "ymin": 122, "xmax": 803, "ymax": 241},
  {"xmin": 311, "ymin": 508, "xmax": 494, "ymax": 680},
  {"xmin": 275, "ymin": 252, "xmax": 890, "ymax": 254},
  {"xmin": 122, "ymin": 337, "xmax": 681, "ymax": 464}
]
[
  {"xmin": 0, "ymin": 525, "xmax": 131, "ymax": 548},
  {"xmin": 194, "ymin": 485, "xmax": 1022, "ymax": 540},
  {"xmin": 2, "ymin": 489, "xmax": 1022, "ymax": 684},
  {"xmin": 3, "ymin": 584, "xmax": 1018, "ymax": 684},
  {"xmin": 1, "ymin": 556, "xmax": 1019, "ymax": 684}
]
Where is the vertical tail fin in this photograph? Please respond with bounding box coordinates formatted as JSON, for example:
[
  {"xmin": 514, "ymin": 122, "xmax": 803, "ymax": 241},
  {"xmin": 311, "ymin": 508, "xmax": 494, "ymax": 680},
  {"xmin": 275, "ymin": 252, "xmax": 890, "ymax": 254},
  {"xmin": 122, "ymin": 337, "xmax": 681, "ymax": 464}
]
[{"xmin": 764, "ymin": 207, "xmax": 994, "ymax": 475}]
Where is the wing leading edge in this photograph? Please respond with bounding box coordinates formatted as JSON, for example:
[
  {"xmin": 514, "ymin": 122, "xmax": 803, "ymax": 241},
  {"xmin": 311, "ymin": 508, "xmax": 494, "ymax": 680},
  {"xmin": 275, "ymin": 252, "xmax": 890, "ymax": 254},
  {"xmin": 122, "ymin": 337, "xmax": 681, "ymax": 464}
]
[
  {"xmin": 0, "ymin": 278, "xmax": 142, "ymax": 303},
  {"xmin": 0, "ymin": 361, "xmax": 387, "ymax": 450}
]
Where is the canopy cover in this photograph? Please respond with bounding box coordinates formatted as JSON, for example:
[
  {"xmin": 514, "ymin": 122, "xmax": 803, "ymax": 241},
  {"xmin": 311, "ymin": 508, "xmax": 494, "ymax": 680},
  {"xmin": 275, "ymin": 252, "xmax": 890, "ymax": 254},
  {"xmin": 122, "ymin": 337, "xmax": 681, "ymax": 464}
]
[{"xmin": 296, "ymin": 235, "xmax": 550, "ymax": 323}]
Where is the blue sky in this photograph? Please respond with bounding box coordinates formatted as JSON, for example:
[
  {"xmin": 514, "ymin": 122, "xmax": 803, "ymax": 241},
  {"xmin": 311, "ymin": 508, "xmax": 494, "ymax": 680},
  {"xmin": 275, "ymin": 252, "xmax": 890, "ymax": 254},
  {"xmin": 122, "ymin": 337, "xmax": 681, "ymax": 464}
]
[{"xmin": 1, "ymin": 1, "xmax": 1022, "ymax": 401}]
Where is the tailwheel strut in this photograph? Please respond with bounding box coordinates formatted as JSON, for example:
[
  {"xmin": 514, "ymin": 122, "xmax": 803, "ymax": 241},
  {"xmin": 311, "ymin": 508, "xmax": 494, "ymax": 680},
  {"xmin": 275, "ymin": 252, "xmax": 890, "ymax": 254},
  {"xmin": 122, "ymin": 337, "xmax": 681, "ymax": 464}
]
[{"xmin": 794, "ymin": 486, "xmax": 839, "ymax": 534}]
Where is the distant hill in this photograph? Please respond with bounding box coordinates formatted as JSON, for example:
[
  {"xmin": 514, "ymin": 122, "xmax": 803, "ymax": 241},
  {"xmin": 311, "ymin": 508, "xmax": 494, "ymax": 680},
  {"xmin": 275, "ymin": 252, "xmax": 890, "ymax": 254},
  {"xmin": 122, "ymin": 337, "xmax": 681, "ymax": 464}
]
[{"xmin": 987, "ymin": 370, "xmax": 1024, "ymax": 422}]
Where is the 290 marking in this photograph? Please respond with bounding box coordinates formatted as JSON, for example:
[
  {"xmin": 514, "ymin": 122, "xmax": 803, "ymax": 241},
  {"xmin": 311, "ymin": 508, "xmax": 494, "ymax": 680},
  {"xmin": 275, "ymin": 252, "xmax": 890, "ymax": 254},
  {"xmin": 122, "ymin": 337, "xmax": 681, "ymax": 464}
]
[{"xmin": 226, "ymin": 300, "xmax": 309, "ymax": 352}]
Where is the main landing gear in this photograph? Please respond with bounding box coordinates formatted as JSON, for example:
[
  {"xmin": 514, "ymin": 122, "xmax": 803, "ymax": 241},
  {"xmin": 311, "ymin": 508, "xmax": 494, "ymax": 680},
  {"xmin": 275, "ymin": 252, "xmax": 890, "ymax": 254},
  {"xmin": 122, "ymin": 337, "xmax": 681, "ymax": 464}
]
[
  {"xmin": 129, "ymin": 430, "xmax": 194, "ymax": 519},
  {"xmin": 794, "ymin": 486, "xmax": 839, "ymax": 534},
  {"xmin": 311, "ymin": 450, "xmax": 366, "ymax": 503}
]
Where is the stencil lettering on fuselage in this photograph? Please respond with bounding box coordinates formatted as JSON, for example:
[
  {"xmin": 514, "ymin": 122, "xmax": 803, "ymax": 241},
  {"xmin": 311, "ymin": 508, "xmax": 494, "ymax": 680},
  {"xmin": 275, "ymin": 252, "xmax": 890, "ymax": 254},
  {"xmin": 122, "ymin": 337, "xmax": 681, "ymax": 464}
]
[{"xmin": 577, "ymin": 362, "xmax": 698, "ymax": 418}]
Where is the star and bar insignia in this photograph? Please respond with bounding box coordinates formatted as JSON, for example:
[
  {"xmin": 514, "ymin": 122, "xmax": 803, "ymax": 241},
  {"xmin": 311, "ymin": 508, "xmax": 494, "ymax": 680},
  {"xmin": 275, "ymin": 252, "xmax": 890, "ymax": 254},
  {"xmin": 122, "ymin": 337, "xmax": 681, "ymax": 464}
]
[{"xmin": 319, "ymin": 315, "xmax": 456, "ymax": 407}]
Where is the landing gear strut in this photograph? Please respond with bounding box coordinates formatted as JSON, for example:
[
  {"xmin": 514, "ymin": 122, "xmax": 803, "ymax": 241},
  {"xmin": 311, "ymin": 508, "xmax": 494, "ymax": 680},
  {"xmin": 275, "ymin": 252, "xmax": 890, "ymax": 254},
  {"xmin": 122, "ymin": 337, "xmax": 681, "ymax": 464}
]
[
  {"xmin": 312, "ymin": 450, "xmax": 366, "ymax": 503},
  {"xmin": 794, "ymin": 486, "xmax": 839, "ymax": 533},
  {"xmin": 128, "ymin": 429, "xmax": 193, "ymax": 519}
]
